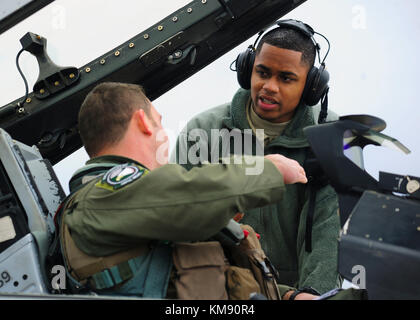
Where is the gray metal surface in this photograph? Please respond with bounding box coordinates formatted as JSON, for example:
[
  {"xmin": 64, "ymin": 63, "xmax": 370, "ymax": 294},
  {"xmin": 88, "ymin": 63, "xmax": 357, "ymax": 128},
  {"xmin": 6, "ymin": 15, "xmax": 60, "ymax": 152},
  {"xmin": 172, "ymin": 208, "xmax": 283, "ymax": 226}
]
[
  {"xmin": 0, "ymin": 234, "xmax": 47, "ymax": 294},
  {"xmin": 0, "ymin": 128, "xmax": 64, "ymax": 237}
]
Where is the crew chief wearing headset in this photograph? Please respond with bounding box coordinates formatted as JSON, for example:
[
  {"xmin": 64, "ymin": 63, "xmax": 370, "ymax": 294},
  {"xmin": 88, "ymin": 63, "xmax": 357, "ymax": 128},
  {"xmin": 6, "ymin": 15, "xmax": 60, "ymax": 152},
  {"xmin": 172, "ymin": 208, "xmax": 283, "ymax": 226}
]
[{"xmin": 172, "ymin": 20, "xmax": 341, "ymax": 300}]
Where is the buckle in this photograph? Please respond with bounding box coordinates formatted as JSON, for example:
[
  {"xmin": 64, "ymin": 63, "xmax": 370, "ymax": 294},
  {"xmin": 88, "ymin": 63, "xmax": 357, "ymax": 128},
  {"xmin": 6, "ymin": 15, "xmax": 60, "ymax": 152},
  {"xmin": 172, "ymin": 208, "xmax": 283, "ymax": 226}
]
[
  {"xmin": 89, "ymin": 258, "xmax": 138, "ymax": 290},
  {"xmin": 91, "ymin": 269, "xmax": 115, "ymax": 290}
]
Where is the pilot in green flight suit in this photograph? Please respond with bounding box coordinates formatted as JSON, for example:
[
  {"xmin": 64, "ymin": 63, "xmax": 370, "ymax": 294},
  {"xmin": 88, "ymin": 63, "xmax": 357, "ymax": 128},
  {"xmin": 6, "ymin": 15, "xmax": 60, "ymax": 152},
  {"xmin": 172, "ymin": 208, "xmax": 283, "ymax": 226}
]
[{"xmin": 59, "ymin": 82, "xmax": 308, "ymax": 298}]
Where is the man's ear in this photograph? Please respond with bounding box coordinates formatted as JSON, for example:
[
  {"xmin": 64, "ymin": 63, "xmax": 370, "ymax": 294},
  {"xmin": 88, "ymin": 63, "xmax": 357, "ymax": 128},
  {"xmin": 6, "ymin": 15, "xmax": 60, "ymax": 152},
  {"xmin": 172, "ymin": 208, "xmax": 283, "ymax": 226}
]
[{"xmin": 134, "ymin": 109, "xmax": 153, "ymax": 136}]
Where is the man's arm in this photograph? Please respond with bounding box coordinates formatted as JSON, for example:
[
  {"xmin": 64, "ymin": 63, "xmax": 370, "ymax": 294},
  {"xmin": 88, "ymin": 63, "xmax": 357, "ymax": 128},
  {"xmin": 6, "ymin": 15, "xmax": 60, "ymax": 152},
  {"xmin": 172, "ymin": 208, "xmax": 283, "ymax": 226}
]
[{"xmin": 67, "ymin": 157, "xmax": 304, "ymax": 255}]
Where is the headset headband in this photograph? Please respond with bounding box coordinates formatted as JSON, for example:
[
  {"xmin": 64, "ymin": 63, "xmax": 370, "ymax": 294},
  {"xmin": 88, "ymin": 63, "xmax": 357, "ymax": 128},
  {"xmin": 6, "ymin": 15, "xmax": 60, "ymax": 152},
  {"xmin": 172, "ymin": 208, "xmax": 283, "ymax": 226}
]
[{"xmin": 253, "ymin": 19, "xmax": 330, "ymax": 66}]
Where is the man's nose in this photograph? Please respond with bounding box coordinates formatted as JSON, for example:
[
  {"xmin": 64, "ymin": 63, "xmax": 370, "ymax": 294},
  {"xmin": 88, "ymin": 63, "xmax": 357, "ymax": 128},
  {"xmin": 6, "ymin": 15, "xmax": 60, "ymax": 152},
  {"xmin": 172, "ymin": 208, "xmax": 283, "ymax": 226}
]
[{"xmin": 262, "ymin": 77, "xmax": 279, "ymax": 93}]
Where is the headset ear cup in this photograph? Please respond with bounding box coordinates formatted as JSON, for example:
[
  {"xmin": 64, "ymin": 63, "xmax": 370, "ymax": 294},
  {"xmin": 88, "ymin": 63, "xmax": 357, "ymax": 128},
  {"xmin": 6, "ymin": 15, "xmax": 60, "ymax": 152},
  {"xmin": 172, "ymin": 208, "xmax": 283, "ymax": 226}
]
[
  {"xmin": 302, "ymin": 66, "xmax": 317, "ymax": 105},
  {"xmin": 304, "ymin": 64, "xmax": 330, "ymax": 106},
  {"xmin": 235, "ymin": 47, "xmax": 255, "ymax": 90}
]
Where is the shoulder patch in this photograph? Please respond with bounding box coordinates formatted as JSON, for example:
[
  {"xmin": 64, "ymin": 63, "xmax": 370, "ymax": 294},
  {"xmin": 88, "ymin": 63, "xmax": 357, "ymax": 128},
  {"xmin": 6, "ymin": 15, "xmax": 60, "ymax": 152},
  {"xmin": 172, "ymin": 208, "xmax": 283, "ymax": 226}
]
[{"xmin": 96, "ymin": 163, "xmax": 145, "ymax": 191}]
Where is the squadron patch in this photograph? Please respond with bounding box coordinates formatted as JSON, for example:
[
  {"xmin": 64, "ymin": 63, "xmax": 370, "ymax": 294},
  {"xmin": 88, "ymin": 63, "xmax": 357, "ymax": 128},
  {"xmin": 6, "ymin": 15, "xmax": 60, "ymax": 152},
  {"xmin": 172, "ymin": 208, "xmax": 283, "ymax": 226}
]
[{"xmin": 96, "ymin": 163, "xmax": 145, "ymax": 190}]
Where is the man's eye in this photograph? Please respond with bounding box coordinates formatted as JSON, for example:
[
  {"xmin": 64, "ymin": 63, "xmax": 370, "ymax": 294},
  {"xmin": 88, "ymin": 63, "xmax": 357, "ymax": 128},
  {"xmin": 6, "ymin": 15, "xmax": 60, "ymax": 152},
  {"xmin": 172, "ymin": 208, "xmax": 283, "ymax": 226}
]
[
  {"xmin": 256, "ymin": 70, "xmax": 269, "ymax": 78},
  {"xmin": 281, "ymin": 75, "xmax": 294, "ymax": 82}
]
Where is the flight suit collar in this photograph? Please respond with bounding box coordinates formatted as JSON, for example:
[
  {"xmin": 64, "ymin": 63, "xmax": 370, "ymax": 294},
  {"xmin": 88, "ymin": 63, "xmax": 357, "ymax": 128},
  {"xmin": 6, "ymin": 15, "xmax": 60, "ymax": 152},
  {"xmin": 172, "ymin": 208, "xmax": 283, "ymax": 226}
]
[
  {"xmin": 69, "ymin": 155, "xmax": 150, "ymax": 193},
  {"xmin": 87, "ymin": 155, "xmax": 150, "ymax": 170}
]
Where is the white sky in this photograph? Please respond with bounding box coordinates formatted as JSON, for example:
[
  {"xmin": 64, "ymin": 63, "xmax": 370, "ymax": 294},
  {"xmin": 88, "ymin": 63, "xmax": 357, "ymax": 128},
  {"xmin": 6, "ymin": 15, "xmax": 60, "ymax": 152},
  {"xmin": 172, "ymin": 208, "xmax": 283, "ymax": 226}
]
[{"xmin": 0, "ymin": 0, "xmax": 419, "ymax": 194}]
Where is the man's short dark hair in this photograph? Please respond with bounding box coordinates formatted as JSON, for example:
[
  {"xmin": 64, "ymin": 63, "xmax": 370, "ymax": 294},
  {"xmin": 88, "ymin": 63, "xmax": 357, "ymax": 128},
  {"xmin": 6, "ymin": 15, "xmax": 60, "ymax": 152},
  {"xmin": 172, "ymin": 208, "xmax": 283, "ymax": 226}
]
[
  {"xmin": 256, "ymin": 27, "xmax": 316, "ymax": 69},
  {"xmin": 78, "ymin": 82, "xmax": 151, "ymax": 157}
]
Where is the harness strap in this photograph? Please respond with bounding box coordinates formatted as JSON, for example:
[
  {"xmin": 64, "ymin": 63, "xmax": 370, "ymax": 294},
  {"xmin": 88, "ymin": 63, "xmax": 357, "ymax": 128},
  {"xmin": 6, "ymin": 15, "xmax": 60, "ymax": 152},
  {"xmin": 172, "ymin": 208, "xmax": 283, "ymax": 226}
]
[
  {"xmin": 143, "ymin": 244, "xmax": 173, "ymax": 298},
  {"xmin": 90, "ymin": 255, "xmax": 146, "ymax": 290}
]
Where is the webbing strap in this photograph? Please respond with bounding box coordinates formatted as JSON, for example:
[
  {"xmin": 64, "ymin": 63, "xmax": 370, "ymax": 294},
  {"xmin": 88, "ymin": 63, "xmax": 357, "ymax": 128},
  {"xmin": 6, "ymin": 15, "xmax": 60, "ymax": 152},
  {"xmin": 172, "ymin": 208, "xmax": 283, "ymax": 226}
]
[
  {"xmin": 143, "ymin": 244, "xmax": 173, "ymax": 298},
  {"xmin": 91, "ymin": 256, "xmax": 142, "ymax": 290}
]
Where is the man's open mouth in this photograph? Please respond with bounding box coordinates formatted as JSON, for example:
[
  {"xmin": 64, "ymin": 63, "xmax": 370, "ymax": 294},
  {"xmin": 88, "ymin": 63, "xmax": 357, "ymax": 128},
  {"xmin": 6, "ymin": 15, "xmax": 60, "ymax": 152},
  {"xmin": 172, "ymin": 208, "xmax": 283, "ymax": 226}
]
[{"xmin": 258, "ymin": 96, "xmax": 278, "ymax": 110}]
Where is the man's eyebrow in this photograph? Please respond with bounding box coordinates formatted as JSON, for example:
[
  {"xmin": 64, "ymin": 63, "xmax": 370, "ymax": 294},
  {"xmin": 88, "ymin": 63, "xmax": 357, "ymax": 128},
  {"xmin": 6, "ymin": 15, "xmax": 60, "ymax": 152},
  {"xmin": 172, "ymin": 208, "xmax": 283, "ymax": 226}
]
[
  {"xmin": 255, "ymin": 64, "xmax": 298, "ymax": 78},
  {"xmin": 278, "ymin": 71, "xmax": 298, "ymax": 78},
  {"xmin": 255, "ymin": 64, "xmax": 270, "ymax": 72}
]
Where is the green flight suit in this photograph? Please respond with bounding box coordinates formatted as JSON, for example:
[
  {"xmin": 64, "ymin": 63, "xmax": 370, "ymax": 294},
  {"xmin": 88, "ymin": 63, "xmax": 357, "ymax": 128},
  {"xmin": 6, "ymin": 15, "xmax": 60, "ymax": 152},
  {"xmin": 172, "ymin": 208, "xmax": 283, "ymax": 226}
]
[
  {"xmin": 64, "ymin": 155, "xmax": 286, "ymax": 258},
  {"xmin": 172, "ymin": 88, "xmax": 342, "ymax": 294}
]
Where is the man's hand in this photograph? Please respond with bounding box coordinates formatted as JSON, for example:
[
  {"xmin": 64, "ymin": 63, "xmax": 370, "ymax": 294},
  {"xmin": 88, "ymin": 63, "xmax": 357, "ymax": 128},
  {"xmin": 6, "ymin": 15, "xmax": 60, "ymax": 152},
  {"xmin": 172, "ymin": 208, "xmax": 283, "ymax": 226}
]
[
  {"xmin": 264, "ymin": 154, "xmax": 307, "ymax": 184},
  {"xmin": 283, "ymin": 290, "xmax": 318, "ymax": 300}
]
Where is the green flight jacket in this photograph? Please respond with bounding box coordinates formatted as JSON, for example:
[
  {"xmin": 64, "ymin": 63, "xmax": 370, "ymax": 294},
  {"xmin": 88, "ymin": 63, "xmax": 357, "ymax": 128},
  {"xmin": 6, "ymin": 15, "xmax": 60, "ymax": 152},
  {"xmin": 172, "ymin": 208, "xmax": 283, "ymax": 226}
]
[
  {"xmin": 172, "ymin": 88, "xmax": 342, "ymax": 294},
  {"xmin": 64, "ymin": 155, "xmax": 286, "ymax": 257}
]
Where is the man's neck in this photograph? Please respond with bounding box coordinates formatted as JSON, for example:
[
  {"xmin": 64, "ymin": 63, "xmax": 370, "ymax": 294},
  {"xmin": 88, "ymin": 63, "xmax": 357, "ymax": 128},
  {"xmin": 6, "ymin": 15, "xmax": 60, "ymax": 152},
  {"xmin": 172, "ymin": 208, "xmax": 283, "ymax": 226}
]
[
  {"xmin": 246, "ymin": 99, "xmax": 290, "ymax": 145},
  {"xmin": 95, "ymin": 144, "xmax": 157, "ymax": 171}
]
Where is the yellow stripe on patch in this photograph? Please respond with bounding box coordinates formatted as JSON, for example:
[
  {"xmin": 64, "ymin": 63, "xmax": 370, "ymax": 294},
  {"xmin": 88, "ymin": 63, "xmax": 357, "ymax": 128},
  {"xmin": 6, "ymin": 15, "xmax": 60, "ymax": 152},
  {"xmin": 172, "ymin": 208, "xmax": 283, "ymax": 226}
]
[{"xmin": 95, "ymin": 180, "xmax": 116, "ymax": 191}]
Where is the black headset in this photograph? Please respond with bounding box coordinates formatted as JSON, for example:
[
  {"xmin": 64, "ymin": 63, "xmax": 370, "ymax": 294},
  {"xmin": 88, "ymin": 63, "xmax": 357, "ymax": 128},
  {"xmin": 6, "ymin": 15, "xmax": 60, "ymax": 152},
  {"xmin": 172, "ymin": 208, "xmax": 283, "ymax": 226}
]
[{"xmin": 233, "ymin": 19, "xmax": 331, "ymax": 108}]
